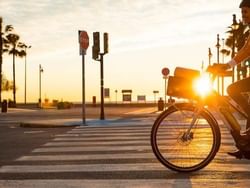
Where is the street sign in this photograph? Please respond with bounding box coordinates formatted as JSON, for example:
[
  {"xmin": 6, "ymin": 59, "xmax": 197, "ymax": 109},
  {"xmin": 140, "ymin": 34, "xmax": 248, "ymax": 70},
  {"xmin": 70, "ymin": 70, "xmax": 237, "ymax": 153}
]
[
  {"xmin": 162, "ymin": 67, "xmax": 170, "ymax": 76},
  {"xmin": 79, "ymin": 30, "xmax": 89, "ymax": 54},
  {"xmin": 78, "ymin": 30, "xmax": 89, "ymax": 125},
  {"xmin": 104, "ymin": 88, "xmax": 110, "ymax": 98},
  {"xmin": 137, "ymin": 95, "xmax": 146, "ymax": 102},
  {"xmin": 123, "ymin": 94, "xmax": 132, "ymax": 102}
]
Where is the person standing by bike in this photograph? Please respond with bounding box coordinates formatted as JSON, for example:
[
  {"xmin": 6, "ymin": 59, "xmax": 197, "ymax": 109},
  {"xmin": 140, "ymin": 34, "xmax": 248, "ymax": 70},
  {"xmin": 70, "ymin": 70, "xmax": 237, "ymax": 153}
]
[{"xmin": 224, "ymin": 0, "xmax": 250, "ymax": 158}]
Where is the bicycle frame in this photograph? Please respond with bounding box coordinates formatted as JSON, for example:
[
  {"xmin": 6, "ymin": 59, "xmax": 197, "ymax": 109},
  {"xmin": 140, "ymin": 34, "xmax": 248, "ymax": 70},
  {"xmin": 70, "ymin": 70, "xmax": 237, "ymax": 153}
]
[
  {"xmin": 151, "ymin": 66, "xmax": 249, "ymax": 172},
  {"xmin": 174, "ymin": 86, "xmax": 249, "ymax": 148}
]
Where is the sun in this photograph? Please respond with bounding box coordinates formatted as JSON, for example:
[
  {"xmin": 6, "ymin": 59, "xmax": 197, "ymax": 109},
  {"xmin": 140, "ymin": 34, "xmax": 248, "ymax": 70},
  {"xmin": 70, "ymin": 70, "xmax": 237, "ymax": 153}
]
[{"xmin": 193, "ymin": 73, "xmax": 213, "ymax": 97}]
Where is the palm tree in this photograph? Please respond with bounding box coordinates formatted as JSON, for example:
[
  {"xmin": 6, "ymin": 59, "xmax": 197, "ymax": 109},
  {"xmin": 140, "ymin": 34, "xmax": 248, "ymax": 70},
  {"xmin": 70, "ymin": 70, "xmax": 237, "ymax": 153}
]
[
  {"xmin": 225, "ymin": 20, "xmax": 249, "ymax": 80},
  {"xmin": 1, "ymin": 74, "xmax": 13, "ymax": 92},
  {"xmin": 0, "ymin": 18, "xmax": 13, "ymax": 106},
  {"xmin": 225, "ymin": 21, "xmax": 248, "ymax": 53},
  {"xmin": 4, "ymin": 27, "xmax": 26, "ymax": 106}
]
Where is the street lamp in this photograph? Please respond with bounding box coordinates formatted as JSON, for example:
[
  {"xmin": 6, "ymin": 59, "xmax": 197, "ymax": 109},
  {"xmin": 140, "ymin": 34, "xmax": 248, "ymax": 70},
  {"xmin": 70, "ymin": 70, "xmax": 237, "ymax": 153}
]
[
  {"xmin": 24, "ymin": 45, "xmax": 31, "ymax": 104},
  {"xmin": 39, "ymin": 64, "xmax": 43, "ymax": 108},
  {"xmin": 231, "ymin": 14, "xmax": 239, "ymax": 83},
  {"xmin": 115, "ymin": 89, "xmax": 118, "ymax": 104},
  {"xmin": 215, "ymin": 34, "xmax": 221, "ymax": 93},
  {"xmin": 208, "ymin": 48, "xmax": 212, "ymax": 66},
  {"xmin": 221, "ymin": 38, "xmax": 225, "ymax": 96}
]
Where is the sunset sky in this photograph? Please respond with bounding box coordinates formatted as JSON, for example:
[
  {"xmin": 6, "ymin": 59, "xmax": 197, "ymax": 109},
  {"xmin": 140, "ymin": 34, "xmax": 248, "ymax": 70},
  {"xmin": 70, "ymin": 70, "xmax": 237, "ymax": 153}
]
[{"xmin": 1, "ymin": 0, "xmax": 241, "ymax": 103}]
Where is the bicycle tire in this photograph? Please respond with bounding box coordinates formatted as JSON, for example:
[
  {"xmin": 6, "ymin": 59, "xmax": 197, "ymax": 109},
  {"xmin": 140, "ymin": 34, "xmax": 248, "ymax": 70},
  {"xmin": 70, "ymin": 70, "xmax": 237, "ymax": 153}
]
[{"xmin": 151, "ymin": 103, "xmax": 221, "ymax": 172}]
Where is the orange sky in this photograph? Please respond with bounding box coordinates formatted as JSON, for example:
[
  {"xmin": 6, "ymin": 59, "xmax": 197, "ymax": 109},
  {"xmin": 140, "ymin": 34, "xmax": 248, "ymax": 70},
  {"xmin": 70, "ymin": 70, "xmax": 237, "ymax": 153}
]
[{"xmin": 1, "ymin": 0, "xmax": 240, "ymax": 103}]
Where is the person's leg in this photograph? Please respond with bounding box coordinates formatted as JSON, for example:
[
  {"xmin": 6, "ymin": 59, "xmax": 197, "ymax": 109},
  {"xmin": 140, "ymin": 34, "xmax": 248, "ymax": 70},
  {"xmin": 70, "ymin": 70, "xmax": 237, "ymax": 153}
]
[
  {"xmin": 227, "ymin": 77, "xmax": 250, "ymax": 129},
  {"xmin": 227, "ymin": 77, "xmax": 250, "ymax": 158}
]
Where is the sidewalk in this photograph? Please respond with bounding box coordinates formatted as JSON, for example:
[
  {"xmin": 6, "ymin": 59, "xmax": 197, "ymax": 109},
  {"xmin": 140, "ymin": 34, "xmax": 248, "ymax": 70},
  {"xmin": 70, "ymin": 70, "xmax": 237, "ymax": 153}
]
[
  {"xmin": 19, "ymin": 117, "xmax": 153, "ymax": 128},
  {"xmin": 0, "ymin": 106, "xmax": 157, "ymax": 128}
]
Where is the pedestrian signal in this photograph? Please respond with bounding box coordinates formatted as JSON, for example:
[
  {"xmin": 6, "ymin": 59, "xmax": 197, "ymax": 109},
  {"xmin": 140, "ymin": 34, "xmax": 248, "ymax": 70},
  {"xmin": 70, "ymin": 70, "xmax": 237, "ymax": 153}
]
[
  {"xmin": 92, "ymin": 32, "xmax": 100, "ymax": 60},
  {"xmin": 104, "ymin": 32, "xmax": 108, "ymax": 54}
]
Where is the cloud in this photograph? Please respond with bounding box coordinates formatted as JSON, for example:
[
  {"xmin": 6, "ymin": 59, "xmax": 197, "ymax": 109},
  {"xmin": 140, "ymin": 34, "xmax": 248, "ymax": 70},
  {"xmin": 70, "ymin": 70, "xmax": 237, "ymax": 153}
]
[{"xmin": 1, "ymin": 0, "xmax": 238, "ymax": 55}]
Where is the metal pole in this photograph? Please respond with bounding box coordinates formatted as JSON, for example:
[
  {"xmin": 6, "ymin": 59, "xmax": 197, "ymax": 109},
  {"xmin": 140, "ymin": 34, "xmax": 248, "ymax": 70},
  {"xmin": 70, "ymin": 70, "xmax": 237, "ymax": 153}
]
[
  {"xmin": 115, "ymin": 90, "xmax": 117, "ymax": 104},
  {"xmin": 24, "ymin": 49, "xmax": 27, "ymax": 104},
  {"xmin": 0, "ymin": 17, "xmax": 2, "ymax": 107},
  {"xmin": 232, "ymin": 32, "xmax": 235, "ymax": 83},
  {"xmin": 39, "ymin": 64, "xmax": 41, "ymax": 108},
  {"xmin": 82, "ymin": 51, "xmax": 86, "ymax": 125},
  {"xmin": 216, "ymin": 34, "xmax": 220, "ymax": 94},
  {"xmin": 222, "ymin": 38, "xmax": 225, "ymax": 64},
  {"xmin": 232, "ymin": 14, "xmax": 237, "ymax": 83},
  {"xmin": 164, "ymin": 77, "xmax": 167, "ymax": 110},
  {"xmin": 208, "ymin": 48, "xmax": 212, "ymax": 66},
  {"xmin": 24, "ymin": 45, "xmax": 31, "ymax": 104},
  {"xmin": 100, "ymin": 54, "xmax": 105, "ymax": 120},
  {"xmin": 222, "ymin": 38, "xmax": 225, "ymax": 96}
]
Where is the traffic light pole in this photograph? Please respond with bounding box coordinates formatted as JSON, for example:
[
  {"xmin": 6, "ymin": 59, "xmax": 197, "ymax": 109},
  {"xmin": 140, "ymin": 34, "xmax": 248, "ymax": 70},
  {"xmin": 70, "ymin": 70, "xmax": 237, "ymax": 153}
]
[
  {"xmin": 100, "ymin": 53, "xmax": 105, "ymax": 120},
  {"xmin": 82, "ymin": 52, "xmax": 86, "ymax": 125},
  {"xmin": 92, "ymin": 32, "xmax": 108, "ymax": 120}
]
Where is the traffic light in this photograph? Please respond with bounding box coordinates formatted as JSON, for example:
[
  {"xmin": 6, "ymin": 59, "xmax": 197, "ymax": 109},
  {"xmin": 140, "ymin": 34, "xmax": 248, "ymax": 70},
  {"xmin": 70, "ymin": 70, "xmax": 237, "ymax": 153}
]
[
  {"xmin": 104, "ymin": 32, "xmax": 108, "ymax": 54},
  {"xmin": 92, "ymin": 46, "xmax": 99, "ymax": 60},
  {"xmin": 93, "ymin": 32, "xmax": 100, "ymax": 51},
  {"xmin": 92, "ymin": 32, "xmax": 100, "ymax": 60}
]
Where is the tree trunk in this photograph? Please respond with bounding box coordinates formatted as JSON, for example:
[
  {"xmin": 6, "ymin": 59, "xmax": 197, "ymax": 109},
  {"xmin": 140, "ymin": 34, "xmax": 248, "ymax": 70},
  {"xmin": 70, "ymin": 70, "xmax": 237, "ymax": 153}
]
[
  {"xmin": 0, "ymin": 17, "xmax": 2, "ymax": 106},
  {"xmin": 13, "ymin": 50, "xmax": 16, "ymax": 106}
]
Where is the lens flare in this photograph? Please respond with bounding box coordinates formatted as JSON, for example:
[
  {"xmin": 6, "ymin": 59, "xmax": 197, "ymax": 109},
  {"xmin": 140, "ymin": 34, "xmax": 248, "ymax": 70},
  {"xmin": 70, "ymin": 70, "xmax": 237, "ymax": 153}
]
[{"xmin": 193, "ymin": 73, "xmax": 212, "ymax": 97}]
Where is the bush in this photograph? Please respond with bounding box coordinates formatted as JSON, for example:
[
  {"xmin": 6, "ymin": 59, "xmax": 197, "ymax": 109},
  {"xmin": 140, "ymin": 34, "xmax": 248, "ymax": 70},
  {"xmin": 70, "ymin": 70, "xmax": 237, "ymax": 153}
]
[
  {"xmin": 8, "ymin": 100, "xmax": 16, "ymax": 108},
  {"xmin": 57, "ymin": 101, "xmax": 73, "ymax": 109}
]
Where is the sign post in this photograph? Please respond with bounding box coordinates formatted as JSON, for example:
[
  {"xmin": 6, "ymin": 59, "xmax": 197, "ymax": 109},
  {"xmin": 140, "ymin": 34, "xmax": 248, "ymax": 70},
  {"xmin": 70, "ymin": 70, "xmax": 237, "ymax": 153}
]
[
  {"xmin": 153, "ymin": 90, "xmax": 159, "ymax": 104},
  {"xmin": 161, "ymin": 67, "xmax": 170, "ymax": 110},
  {"xmin": 79, "ymin": 30, "xmax": 89, "ymax": 125}
]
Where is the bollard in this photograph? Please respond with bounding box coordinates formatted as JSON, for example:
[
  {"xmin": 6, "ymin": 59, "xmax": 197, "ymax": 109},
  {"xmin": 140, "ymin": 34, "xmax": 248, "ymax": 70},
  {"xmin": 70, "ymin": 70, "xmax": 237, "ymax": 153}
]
[
  {"xmin": 1, "ymin": 100, "xmax": 8, "ymax": 113},
  {"xmin": 158, "ymin": 98, "xmax": 164, "ymax": 111},
  {"xmin": 92, "ymin": 96, "xmax": 96, "ymax": 107}
]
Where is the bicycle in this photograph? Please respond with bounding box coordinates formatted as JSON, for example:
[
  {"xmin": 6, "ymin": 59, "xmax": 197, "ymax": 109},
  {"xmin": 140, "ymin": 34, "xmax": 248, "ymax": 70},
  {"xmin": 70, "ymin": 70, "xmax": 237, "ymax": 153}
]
[{"xmin": 151, "ymin": 64, "xmax": 249, "ymax": 172}]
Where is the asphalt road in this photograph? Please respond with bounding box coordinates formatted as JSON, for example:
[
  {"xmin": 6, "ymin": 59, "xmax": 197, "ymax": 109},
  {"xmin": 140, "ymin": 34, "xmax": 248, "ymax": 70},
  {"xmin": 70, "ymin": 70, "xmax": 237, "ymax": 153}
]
[
  {"xmin": 1, "ymin": 106, "xmax": 250, "ymax": 187},
  {"xmin": 0, "ymin": 106, "xmax": 157, "ymax": 168}
]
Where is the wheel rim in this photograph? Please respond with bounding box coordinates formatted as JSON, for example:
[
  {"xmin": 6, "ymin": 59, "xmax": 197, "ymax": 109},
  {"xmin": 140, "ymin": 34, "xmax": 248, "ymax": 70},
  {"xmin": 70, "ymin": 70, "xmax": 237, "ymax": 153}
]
[{"xmin": 154, "ymin": 108, "xmax": 217, "ymax": 170}]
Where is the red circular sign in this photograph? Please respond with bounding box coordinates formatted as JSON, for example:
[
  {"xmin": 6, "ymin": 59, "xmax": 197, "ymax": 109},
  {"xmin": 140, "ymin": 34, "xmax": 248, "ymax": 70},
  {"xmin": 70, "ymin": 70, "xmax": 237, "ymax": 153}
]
[
  {"xmin": 162, "ymin": 67, "xmax": 170, "ymax": 76},
  {"xmin": 79, "ymin": 31, "xmax": 89, "ymax": 50}
]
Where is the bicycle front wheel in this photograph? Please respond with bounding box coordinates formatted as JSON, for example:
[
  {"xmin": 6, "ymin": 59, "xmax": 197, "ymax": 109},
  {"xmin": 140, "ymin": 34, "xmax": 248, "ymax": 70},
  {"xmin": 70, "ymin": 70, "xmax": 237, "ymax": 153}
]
[{"xmin": 151, "ymin": 103, "xmax": 221, "ymax": 172}]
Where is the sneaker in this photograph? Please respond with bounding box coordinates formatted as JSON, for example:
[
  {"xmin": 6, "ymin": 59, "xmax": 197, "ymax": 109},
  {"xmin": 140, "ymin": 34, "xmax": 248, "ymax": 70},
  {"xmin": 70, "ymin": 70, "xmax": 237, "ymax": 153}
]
[{"xmin": 227, "ymin": 150, "xmax": 243, "ymax": 159}]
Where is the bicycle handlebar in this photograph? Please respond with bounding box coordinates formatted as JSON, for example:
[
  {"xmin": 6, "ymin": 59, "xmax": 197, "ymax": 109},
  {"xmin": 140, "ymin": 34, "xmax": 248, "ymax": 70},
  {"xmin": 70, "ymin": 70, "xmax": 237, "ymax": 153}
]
[{"xmin": 206, "ymin": 63, "xmax": 233, "ymax": 81}]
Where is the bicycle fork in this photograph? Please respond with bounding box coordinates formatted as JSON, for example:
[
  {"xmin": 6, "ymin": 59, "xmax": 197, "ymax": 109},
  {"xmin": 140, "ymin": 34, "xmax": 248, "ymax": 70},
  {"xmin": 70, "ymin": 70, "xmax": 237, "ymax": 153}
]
[{"xmin": 181, "ymin": 105, "xmax": 203, "ymax": 141}]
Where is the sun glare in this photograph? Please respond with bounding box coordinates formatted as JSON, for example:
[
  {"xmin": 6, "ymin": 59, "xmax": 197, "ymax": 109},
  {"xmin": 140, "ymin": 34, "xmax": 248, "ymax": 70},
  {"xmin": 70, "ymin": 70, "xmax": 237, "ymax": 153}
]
[{"xmin": 193, "ymin": 73, "xmax": 212, "ymax": 97}]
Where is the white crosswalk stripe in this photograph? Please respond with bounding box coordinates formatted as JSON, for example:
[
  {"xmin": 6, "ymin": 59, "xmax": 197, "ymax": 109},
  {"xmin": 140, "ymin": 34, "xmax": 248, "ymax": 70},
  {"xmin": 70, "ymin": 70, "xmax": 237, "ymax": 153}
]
[{"xmin": 1, "ymin": 117, "xmax": 250, "ymax": 188}]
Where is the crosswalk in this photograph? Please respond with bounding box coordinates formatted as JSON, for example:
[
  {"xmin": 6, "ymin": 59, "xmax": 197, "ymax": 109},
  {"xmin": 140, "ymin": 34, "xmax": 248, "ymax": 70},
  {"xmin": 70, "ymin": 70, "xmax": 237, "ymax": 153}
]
[{"xmin": 1, "ymin": 117, "xmax": 250, "ymax": 187}]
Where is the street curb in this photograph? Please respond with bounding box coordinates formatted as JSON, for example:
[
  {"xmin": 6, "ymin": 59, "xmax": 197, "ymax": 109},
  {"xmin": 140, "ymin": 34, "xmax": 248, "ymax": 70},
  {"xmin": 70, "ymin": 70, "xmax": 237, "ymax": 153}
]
[{"xmin": 20, "ymin": 122, "xmax": 81, "ymax": 128}]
